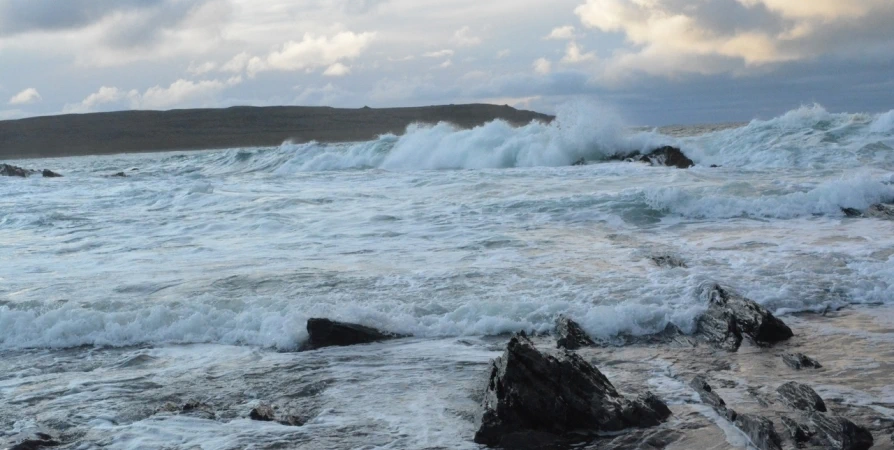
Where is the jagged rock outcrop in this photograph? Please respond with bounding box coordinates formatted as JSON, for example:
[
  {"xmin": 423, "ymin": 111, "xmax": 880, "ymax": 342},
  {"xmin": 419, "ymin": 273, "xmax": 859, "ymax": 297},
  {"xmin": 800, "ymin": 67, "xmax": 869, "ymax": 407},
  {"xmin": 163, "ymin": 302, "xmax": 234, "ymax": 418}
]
[
  {"xmin": 735, "ymin": 413, "xmax": 783, "ymax": 450},
  {"xmin": 696, "ymin": 284, "xmax": 793, "ymax": 351},
  {"xmin": 41, "ymin": 169, "xmax": 62, "ymax": 178},
  {"xmin": 865, "ymin": 203, "xmax": 894, "ymax": 220},
  {"xmin": 250, "ymin": 403, "xmax": 276, "ymax": 421},
  {"xmin": 302, "ymin": 318, "xmax": 406, "ymax": 350},
  {"xmin": 782, "ymin": 352, "xmax": 822, "ymax": 370},
  {"xmin": 690, "ymin": 375, "xmax": 735, "ymax": 421},
  {"xmin": 805, "ymin": 411, "xmax": 874, "ymax": 450},
  {"xmin": 639, "ymin": 146, "xmax": 695, "ymax": 169},
  {"xmin": 777, "ymin": 382, "xmax": 827, "ymax": 413},
  {"xmin": 555, "ymin": 316, "xmax": 596, "ymax": 350},
  {"xmin": 474, "ymin": 334, "xmax": 671, "ymax": 448},
  {"xmin": 1, "ymin": 163, "xmax": 34, "ymax": 177}
]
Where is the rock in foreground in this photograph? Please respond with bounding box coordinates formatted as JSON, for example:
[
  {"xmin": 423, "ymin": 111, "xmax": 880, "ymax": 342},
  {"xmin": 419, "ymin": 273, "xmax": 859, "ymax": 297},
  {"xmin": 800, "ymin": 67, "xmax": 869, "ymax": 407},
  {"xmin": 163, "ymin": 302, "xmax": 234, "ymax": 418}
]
[
  {"xmin": 782, "ymin": 352, "xmax": 822, "ymax": 370},
  {"xmin": 696, "ymin": 284, "xmax": 793, "ymax": 351},
  {"xmin": 302, "ymin": 318, "xmax": 405, "ymax": 350},
  {"xmin": 475, "ymin": 334, "xmax": 670, "ymax": 448}
]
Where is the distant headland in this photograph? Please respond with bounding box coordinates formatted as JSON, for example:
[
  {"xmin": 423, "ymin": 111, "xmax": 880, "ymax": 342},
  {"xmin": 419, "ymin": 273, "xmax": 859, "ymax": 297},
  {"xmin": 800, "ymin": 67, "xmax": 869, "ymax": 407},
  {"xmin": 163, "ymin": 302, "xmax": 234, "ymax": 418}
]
[{"xmin": 0, "ymin": 104, "xmax": 554, "ymax": 159}]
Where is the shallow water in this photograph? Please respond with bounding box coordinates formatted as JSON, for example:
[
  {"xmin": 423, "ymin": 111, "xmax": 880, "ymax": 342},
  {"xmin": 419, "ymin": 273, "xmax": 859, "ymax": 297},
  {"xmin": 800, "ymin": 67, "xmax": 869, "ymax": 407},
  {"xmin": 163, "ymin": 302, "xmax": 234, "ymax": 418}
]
[{"xmin": 1, "ymin": 103, "xmax": 894, "ymax": 448}]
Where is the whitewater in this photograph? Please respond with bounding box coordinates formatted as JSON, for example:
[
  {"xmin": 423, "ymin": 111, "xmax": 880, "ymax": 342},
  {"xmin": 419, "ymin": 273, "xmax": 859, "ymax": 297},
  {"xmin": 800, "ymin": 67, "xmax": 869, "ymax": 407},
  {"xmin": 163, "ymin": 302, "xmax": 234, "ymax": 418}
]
[{"xmin": 2, "ymin": 103, "xmax": 894, "ymax": 449}]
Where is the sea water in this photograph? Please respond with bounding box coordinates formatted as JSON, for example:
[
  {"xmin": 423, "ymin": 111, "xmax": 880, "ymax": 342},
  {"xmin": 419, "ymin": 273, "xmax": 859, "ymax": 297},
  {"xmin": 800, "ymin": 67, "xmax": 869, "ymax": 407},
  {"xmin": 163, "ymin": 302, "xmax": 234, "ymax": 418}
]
[{"xmin": 1, "ymin": 103, "xmax": 893, "ymax": 448}]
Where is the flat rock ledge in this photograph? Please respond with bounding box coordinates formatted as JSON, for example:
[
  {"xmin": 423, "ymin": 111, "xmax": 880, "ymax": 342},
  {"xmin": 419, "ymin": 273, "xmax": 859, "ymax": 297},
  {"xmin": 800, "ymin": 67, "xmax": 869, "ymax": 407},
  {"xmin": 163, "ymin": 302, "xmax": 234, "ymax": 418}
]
[
  {"xmin": 696, "ymin": 283, "xmax": 793, "ymax": 351},
  {"xmin": 300, "ymin": 318, "xmax": 406, "ymax": 350},
  {"xmin": 474, "ymin": 333, "xmax": 671, "ymax": 448}
]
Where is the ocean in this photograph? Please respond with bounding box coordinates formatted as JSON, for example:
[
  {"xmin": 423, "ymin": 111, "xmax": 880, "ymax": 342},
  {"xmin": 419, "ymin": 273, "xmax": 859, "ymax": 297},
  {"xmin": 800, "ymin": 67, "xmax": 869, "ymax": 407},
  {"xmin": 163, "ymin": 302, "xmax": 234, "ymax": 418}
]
[{"xmin": 2, "ymin": 103, "xmax": 894, "ymax": 449}]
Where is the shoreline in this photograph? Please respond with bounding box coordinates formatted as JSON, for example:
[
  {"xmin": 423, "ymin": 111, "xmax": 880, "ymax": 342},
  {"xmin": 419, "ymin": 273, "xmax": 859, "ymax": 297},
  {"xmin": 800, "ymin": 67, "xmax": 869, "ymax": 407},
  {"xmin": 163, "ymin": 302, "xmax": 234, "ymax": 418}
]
[{"xmin": 0, "ymin": 104, "xmax": 553, "ymax": 160}]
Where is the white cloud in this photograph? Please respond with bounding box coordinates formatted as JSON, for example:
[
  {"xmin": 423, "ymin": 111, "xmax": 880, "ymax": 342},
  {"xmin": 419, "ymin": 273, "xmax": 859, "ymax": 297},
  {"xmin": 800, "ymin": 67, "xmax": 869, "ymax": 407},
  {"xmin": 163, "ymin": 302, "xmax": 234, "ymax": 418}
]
[
  {"xmin": 8, "ymin": 88, "xmax": 41, "ymax": 105},
  {"xmin": 439, "ymin": 59, "xmax": 453, "ymax": 69},
  {"xmin": 452, "ymin": 26, "xmax": 481, "ymax": 47},
  {"xmin": 221, "ymin": 52, "xmax": 251, "ymax": 73},
  {"xmin": 187, "ymin": 61, "xmax": 217, "ymax": 76},
  {"xmin": 561, "ymin": 41, "xmax": 595, "ymax": 64},
  {"xmin": 244, "ymin": 31, "xmax": 376, "ymax": 77},
  {"xmin": 546, "ymin": 26, "xmax": 576, "ymax": 40},
  {"xmin": 423, "ymin": 49, "xmax": 454, "ymax": 58},
  {"xmin": 575, "ymin": 0, "xmax": 894, "ymax": 78},
  {"xmin": 66, "ymin": 77, "xmax": 242, "ymax": 113},
  {"xmin": 323, "ymin": 62, "xmax": 352, "ymax": 77},
  {"xmin": 533, "ymin": 58, "xmax": 552, "ymax": 75},
  {"xmin": 496, "ymin": 49, "xmax": 511, "ymax": 59}
]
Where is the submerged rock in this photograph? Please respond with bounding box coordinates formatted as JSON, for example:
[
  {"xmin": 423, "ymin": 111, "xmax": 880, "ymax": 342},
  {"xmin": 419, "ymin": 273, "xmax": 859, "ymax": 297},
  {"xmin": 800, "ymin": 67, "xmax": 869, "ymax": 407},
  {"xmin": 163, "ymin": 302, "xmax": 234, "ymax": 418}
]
[
  {"xmin": 841, "ymin": 207, "xmax": 864, "ymax": 218},
  {"xmin": 690, "ymin": 375, "xmax": 735, "ymax": 421},
  {"xmin": 865, "ymin": 203, "xmax": 894, "ymax": 220},
  {"xmin": 782, "ymin": 352, "xmax": 822, "ymax": 370},
  {"xmin": 639, "ymin": 146, "xmax": 695, "ymax": 169},
  {"xmin": 302, "ymin": 318, "xmax": 406, "ymax": 350},
  {"xmin": 110, "ymin": 172, "xmax": 128, "ymax": 177},
  {"xmin": 696, "ymin": 284, "xmax": 793, "ymax": 351},
  {"xmin": 250, "ymin": 403, "xmax": 276, "ymax": 421},
  {"xmin": 474, "ymin": 334, "xmax": 670, "ymax": 448},
  {"xmin": 571, "ymin": 157, "xmax": 587, "ymax": 166},
  {"xmin": 41, "ymin": 169, "xmax": 62, "ymax": 178},
  {"xmin": 0, "ymin": 163, "xmax": 34, "ymax": 177},
  {"xmin": 555, "ymin": 316, "xmax": 596, "ymax": 350},
  {"xmin": 651, "ymin": 254, "xmax": 687, "ymax": 268},
  {"xmin": 9, "ymin": 433, "xmax": 61, "ymax": 450}
]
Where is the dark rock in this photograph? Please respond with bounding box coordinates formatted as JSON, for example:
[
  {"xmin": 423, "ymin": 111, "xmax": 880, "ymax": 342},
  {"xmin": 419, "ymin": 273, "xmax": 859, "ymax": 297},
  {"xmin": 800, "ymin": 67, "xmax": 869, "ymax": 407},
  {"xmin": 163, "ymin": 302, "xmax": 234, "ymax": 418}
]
[
  {"xmin": 0, "ymin": 163, "xmax": 34, "ymax": 177},
  {"xmin": 777, "ymin": 381, "xmax": 827, "ymax": 412},
  {"xmin": 865, "ymin": 203, "xmax": 894, "ymax": 220},
  {"xmin": 782, "ymin": 352, "xmax": 822, "ymax": 370},
  {"xmin": 696, "ymin": 284, "xmax": 793, "ymax": 351},
  {"xmin": 651, "ymin": 254, "xmax": 687, "ymax": 268},
  {"xmin": 806, "ymin": 411, "xmax": 873, "ymax": 450},
  {"xmin": 474, "ymin": 334, "xmax": 671, "ymax": 447},
  {"xmin": 41, "ymin": 169, "xmax": 62, "ymax": 178},
  {"xmin": 572, "ymin": 157, "xmax": 587, "ymax": 166},
  {"xmin": 179, "ymin": 400, "xmax": 216, "ymax": 419},
  {"xmin": 9, "ymin": 433, "xmax": 61, "ymax": 450},
  {"xmin": 250, "ymin": 403, "xmax": 276, "ymax": 421},
  {"xmin": 639, "ymin": 146, "xmax": 695, "ymax": 169},
  {"xmin": 735, "ymin": 413, "xmax": 783, "ymax": 450},
  {"xmin": 690, "ymin": 376, "xmax": 736, "ymax": 421},
  {"xmin": 710, "ymin": 164, "xmax": 720, "ymax": 168},
  {"xmin": 555, "ymin": 316, "xmax": 595, "ymax": 350},
  {"xmin": 110, "ymin": 172, "xmax": 128, "ymax": 177},
  {"xmin": 841, "ymin": 207, "xmax": 864, "ymax": 218},
  {"xmin": 302, "ymin": 318, "xmax": 406, "ymax": 350},
  {"xmin": 781, "ymin": 416, "xmax": 814, "ymax": 444}
]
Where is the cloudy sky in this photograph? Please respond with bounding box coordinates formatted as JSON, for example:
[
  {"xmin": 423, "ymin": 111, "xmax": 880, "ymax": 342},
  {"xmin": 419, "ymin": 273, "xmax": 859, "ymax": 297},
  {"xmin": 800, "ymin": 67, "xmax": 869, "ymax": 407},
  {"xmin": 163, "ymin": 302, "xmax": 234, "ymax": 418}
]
[{"xmin": 1, "ymin": 0, "xmax": 893, "ymax": 124}]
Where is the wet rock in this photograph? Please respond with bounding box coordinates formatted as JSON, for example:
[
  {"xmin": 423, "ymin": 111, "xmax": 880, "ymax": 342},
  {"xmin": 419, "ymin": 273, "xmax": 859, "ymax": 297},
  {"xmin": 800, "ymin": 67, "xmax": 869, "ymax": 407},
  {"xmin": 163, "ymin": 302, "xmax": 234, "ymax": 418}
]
[
  {"xmin": 841, "ymin": 207, "xmax": 864, "ymax": 218},
  {"xmin": 782, "ymin": 352, "xmax": 822, "ymax": 370},
  {"xmin": 9, "ymin": 432, "xmax": 61, "ymax": 450},
  {"xmin": 555, "ymin": 316, "xmax": 596, "ymax": 350},
  {"xmin": 696, "ymin": 284, "xmax": 793, "ymax": 351},
  {"xmin": 0, "ymin": 163, "xmax": 34, "ymax": 177},
  {"xmin": 302, "ymin": 318, "xmax": 406, "ymax": 350},
  {"xmin": 572, "ymin": 157, "xmax": 587, "ymax": 166},
  {"xmin": 277, "ymin": 414, "xmax": 306, "ymax": 427},
  {"xmin": 639, "ymin": 146, "xmax": 695, "ymax": 169},
  {"xmin": 781, "ymin": 416, "xmax": 814, "ymax": 445},
  {"xmin": 865, "ymin": 203, "xmax": 894, "ymax": 220},
  {"xmin": 41, "ymin": 169, "xmax": 62, "ymax": 178},
  {"xmin": 806, "ymin": 411, "xmax": 873, "ymax": 450},
  {"xmin": 777, "ymin": 381, "xmax": 827, "ymax": 413},
  {"xmin": 110, "ymin": 172, "xmax": 128, "ymax": 177},
  {"xmin": 250, "ymin": 403, "xmax": 276, "ymax": 421},
  {"xmin": 734, "ymin": 413, "xmax": 783, "ymax": 450},
  {"xmin": 690, "ymin": 376, "xmax": 736, "ymax": 421},
  {"xmin": 474, "ymin": 334, "xmax": 671, "ymax": 447},
  {"xmin": 651, "ymin": 254, "xmax": 687, "ymax": 268},
  {"xmin": 174, "ymin": 400, "xmax": 216, "ymax": 420}
]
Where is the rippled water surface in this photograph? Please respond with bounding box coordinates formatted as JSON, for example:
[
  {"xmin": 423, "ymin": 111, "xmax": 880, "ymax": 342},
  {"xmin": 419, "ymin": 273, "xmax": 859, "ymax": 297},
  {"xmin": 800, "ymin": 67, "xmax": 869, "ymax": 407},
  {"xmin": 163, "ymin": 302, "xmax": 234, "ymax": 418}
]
[{"xmin": 2, "ymin": 104, "xmax": 894, "ymax": 448}]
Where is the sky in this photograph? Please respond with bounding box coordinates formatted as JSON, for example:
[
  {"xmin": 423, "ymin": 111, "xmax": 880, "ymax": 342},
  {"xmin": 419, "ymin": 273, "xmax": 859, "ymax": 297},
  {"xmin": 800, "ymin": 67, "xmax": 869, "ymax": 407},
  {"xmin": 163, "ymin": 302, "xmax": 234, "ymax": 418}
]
[{"xmin": 1, "ymin": 0, "xmax": 893, "ymax": 125}]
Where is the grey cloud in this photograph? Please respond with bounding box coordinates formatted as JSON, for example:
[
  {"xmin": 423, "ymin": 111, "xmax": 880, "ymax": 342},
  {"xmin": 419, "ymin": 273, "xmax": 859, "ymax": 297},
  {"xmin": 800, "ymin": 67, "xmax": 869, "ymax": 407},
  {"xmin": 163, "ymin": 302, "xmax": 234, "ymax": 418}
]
[{"xmin": 0, "ymin": 0, "xmax": 165, "ymax": 35}]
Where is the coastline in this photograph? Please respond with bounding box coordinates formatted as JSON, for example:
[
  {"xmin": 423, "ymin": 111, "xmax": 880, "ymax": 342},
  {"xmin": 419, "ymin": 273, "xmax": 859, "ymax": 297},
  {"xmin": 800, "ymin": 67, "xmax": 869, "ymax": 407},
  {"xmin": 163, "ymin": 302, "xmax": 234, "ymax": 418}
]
[{"xmin": 0, "ymin": 104, "xmax": 553, "ymax": 160}]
